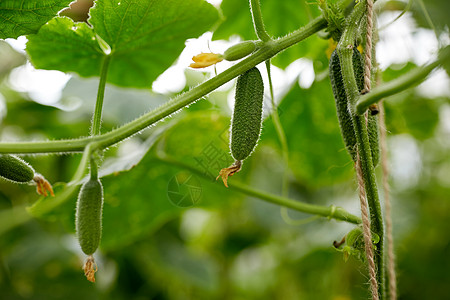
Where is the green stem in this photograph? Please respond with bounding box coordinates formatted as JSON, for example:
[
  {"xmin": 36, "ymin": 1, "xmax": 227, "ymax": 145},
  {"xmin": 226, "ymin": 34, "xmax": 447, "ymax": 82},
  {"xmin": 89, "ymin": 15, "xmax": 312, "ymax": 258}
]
[
  {"xmin": 249, "ymin": 0, "xmax": 271, "ymax": 41},
  {"xmin": 265, "ymin": 60, "xmax": 289, "ymax": 198},
  {"xmin": 417, "ymin": 0, "xmax": 439, "ymax": 44},
  {"xmin": 337, "ymin": 1, "xmax": 385, "ymax": 298},
  {"xmin": 0, "ymin": 16, "xmax": 327, "ymax": 155},
  {"xmin": 156, "ymin": 154, "xmax": 362, "ymax": 225},
  {"xmin": 91, "ymin": 55, "xmax": 111, "ymax": 136},
  {"xmin": 356, "ymin": 57, "xmax": 445, "ymax": 114}
]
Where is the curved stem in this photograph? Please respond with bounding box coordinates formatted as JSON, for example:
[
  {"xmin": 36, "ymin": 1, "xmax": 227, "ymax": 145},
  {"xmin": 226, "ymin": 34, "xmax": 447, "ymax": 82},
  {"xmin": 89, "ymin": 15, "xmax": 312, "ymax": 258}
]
[
  {"xmin": 0, "ymin": 16, "xmax": 327, "ymax": 154},
  {"xmin": 91, "ymin": 55, "xmax": 111, "ymax": 136},
  {"xmin": 337, "ymin": 1, "xmax": 385, "ymax": 298},
  {"xmin": 156, "ymin": 154, "xmax": 362, "ymax": 225},
  {"xmin": 356, "ymin": 57, "xmax": 444, "ymax": 114},
  {"xmin": 249, "ymin": 0, "xmax": 271, "ymax": 41}
]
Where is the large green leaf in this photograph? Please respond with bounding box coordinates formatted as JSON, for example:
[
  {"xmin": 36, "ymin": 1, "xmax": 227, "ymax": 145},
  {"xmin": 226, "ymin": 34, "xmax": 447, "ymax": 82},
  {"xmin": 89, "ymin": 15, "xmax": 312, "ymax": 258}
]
[
  {"xmin": 26, "ymin": 17, "xmax": 104, "ymax": 78},
  {"xmin": 0, "ymin": 0, "xmax": 72, "ymax": 39},
  {"xmin": 261, "ymin": 80, "xmax": 354, "ymax": 188},
  {"xmin": 213, "ymin": 0, "xmax": 324, "ymax": 68},
  {"xmin": 26, "ymin": 0, "xmax": 219, "ymax": 88}
]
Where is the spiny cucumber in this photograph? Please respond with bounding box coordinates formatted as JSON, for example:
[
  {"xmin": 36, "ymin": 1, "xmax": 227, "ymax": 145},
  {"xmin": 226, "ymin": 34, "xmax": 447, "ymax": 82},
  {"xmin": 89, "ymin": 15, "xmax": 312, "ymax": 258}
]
[
  {"xmin": 0, "ymin": 154, "xmax": 35, "ymax": 183},
  {"xmin": 217, "ymin": 67, "xmax": 264, "ymax": 187},
  {"xmin": 231, "ymin": 67, "xmax": 264, "ymax": 161},
  {"xmin": 76, "ymin": 177, "xmax": 103, "ymax": 256},
  {"xmin": 329, "ymin": 48, "xmax": 379, "ymax": 167},
  {"xmin": 223, "ymin": 41, "xmax": 257, "ymax": 61},
  {"xmin": 76, "ymin": 176, "xmax": 103, "ymax": 282},
  {"xmin": 0, "ymin": 154, "xmax": 54, "ymax": 196}
]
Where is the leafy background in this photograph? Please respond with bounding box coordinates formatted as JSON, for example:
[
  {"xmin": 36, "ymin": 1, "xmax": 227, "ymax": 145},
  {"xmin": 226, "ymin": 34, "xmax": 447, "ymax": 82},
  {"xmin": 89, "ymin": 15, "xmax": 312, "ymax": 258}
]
[{"xmin": 1, "ymin": 0, "xmax": 450, "ymax": 299}]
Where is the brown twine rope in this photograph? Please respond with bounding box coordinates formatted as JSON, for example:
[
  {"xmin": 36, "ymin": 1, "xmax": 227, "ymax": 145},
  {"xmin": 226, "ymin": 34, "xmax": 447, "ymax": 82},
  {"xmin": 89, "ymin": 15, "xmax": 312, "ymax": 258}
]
[
  {"xmin": 361, "ymin": 1, "xmax": 379, "ymax": 299},
  {"xmin": 356, "ymin": 154, "xmax": 379, "ymax": 300},
  {"xmin": 380, "ymin": 102, "xmax": 397, "ymax": 299},
  {"xmin": 364, "ymin": 0, "xmax": 374, "ymax": 93}
]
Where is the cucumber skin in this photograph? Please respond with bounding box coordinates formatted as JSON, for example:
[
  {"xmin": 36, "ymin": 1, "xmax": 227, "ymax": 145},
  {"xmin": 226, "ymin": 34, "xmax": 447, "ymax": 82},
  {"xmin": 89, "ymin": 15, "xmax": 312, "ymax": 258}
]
[
  {"xmin": 329, "ymin": 49, "xmax": 379, "ymax": 167},
  {"xmin": 76, "ymin": 178, "xmax": 104, "ymax": 256},
  {"xmin": 0, "ymin": 154, "xmax": 35, "ymax": 183},
  {"xmin": 223, "ymin": 41, "xmax": 256, "ymax": 61},
  {"xmin": 231, "ymin": 67, "xmax": 264, "ymax": 161}
]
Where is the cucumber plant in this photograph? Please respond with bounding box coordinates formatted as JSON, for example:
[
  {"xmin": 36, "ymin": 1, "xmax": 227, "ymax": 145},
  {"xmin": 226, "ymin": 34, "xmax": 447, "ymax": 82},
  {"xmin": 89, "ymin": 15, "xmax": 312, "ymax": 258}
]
[{"xmin": 0, "ymin": 0, "xmax": 448, "ymax": 296}]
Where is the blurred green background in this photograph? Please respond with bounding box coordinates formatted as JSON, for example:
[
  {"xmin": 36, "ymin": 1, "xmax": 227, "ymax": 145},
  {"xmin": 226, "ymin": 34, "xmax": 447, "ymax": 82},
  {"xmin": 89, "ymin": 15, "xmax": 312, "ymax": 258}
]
[{"xmin": 1, "ymin": 0, "xmax": 450, "ymax": 299}]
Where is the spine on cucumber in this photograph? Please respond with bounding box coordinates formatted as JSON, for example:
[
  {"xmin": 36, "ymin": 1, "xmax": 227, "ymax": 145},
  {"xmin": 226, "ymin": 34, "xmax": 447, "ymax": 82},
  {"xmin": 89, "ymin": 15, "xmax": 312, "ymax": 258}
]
[
  {"xmin": 76, "ymin": 177, "xmax": 104, "ymax": 256},
  {"xmin": 231, "ymin": 67, "xmax": 264, "ymax": 161},
  {"xmin": 329, "ymin": 48, "xmax": 379, "ymax": 167}
]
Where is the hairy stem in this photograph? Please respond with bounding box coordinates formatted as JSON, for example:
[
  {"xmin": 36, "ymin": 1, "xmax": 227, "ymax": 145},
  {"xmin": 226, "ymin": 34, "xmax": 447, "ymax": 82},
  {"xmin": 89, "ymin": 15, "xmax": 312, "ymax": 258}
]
[
  {"xmin": 91, "ymin": 55, "xmax": 111, "ymax": 136},
  {"xmin": 249, "ymin": 0, "xmax": 271, "ymax": 41},
  {"xmin": 0, "ymin": 17, "xmax": 327, "ymax": 154},
  {"xmin": 156, "ymin": 154, "xmax": 362, "ymax": 224},
  {"xmin": 356, "ymin": 53, "xmax": 447, "ymax": 114},
  {"xmin": 337, "ymin": 1, "xmax": 385, "ymax": 298}
]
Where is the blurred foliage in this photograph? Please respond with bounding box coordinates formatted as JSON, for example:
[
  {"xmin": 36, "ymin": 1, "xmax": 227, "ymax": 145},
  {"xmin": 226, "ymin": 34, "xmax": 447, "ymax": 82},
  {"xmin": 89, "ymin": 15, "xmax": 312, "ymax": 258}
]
[
  {"xmin": 1, "ymin": 0, "xmax": 450, "ymax": 299},
  {"xmin": 410, "ymin": 0, "xmax": 450, "ymax": 32}
]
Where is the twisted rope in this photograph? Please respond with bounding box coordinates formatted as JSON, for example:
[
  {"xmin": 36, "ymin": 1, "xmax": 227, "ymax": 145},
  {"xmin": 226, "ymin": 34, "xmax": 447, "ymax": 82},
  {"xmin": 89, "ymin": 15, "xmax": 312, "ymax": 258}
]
[
  {"xmin": 364, "ymin": 0, "xmax": 374, "ymax": 92},
  {"xmin": 356, "ymin": 154, "xmax": 379, "ymax": 300}
]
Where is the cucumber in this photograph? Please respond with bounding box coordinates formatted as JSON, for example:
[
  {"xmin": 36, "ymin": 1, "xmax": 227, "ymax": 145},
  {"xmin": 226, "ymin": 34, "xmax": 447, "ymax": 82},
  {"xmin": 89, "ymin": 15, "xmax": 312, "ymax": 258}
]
[
  {"xmin": 223, "ymin": 41, "xmax": 257, "ymax": 61},
  {"xmin": 217, "ymin": 67, "xmax": 264, "ymax": 187},
  {"xmin": 329, "ymin": 48, "xmax": 379, "ymax": 167},
  {"xmin": 76, "ymin": 177, "xmax": 104, "ymax": 256},
  {"xmin": 0, "ymin": 154, "xmax": 35, "ymax": 183},
  {"xmin": 230, "ymin": 67, "xmax": 264, "ymax": 161}
]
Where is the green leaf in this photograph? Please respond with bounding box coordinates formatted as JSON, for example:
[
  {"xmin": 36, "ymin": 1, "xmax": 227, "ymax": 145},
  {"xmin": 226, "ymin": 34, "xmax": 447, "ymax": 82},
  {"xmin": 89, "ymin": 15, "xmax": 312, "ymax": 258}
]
[
  {"xmin": 261, "ymin": 81, "xmax": 354, "ymax": 188},
  {"xmin": 213, "ymin": 0, "xmax": 324, "ymax": 68},
  {"xmin": 26, "ymin": 0, "xmax": 219, "ymax": 88},
  {"xmin": 26, "ymin": 17, "xmax": 104, "ymax": 78},
  {"xmin": 0, "ymin": 0, "xmax": 72, "ymax": 39}
]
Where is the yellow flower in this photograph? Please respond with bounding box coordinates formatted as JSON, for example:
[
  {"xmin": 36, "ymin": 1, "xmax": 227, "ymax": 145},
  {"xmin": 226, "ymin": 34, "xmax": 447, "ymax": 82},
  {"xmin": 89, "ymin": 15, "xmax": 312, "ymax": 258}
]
[{"xmin": 189, "ymin": 52, "xmax": 223, "ymax": 68}]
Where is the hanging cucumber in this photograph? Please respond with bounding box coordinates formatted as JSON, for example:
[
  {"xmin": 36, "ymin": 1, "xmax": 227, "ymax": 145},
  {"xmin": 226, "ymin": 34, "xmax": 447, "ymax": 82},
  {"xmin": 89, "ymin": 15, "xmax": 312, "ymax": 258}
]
[
  {"xmin": 76, "ymin": 176, "xmax": 104, "ymax": 282},
  {"xmin": 329, "ymin": 48, "xmax": 379, "ymax": 167},
  {"xmin": 217, "ymin": 67, "xmax": 264, "ymax": 187},
  {"xmin": 0, "ymin": 154, "xmax": 54, "ymax": 196}
]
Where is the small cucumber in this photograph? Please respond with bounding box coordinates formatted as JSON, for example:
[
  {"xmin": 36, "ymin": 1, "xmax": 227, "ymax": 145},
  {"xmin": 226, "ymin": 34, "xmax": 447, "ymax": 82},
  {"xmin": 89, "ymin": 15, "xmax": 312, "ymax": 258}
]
[
  {"xmin": 231, "ymin": 67, "xmax": 264, "ymax": 161},
  {"xmin": 0, "ymin": 154, "xmax": 35, "ymax": 183},
  {"xmin": 223, "ymin": 41, "xmax": 257, "ymax": 61},
  {"xmin": 76, "ymin": 177, "xmax": 104, "ymax": 256},
  {"xmin": 217, "ymin": 67, "xmax": 264, "ymax": 187},
  {"xmin": 329, "ymin": 48, "xmax": 379, "ymax": 167}
]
